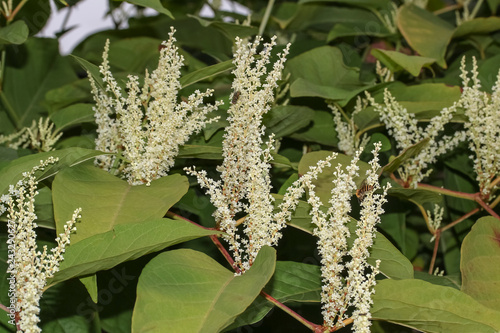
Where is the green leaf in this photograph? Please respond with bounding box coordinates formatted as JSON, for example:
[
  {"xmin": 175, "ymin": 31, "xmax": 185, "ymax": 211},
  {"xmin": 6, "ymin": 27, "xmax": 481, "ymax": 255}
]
[
  {"xmin": 453, "ymin": 17, "xmax": 500, "ymax": 38},
  {"xmin": 273, "ymin": 196, "xmax": 414, "ymax": 280},
  {"xmin": 414, "ymin": 271, "xmax": 461, "ymax": 290},
  {"xmin": 372, "ymin": 279, "xmax": 500, "ymax": 332},
  {"xmin": 381, "ymin": 138, "xmax": 430, "ymax": 174},
  {"xmin": 117, "ymin": 0, "xmax": 174, "ymax": 18},
  {"xmin": 0, "ymin": 20, "xmax": 28, "ymax": 45},
  {"xmin": 264, "ymin": 105, "xmax": 314, "ymax": 139},
  {"xmin": 388, "ymin": 187, "xmax": 443, "ymax": 206},
  {"xmin": 2, "ymin": 38, "xmax": 77, "ymax": 130},
  {"xmin": 132, "ymin": 247, "xmax": 276, "ymax": 333},
  {"xmin": 0, "ymin": 148, "xmax": 104, "ymax": 196},
  {"xmin": 289, "ymin": 110, "xmax": 339, "ymax": 146},
  {"xmin": 52, "ymin": 164, "xmax": 189, "ymax": 243},
  {"xmin": 371, "ymin": 49, "xmax": 435, "ymax": 76},
  {"xmin": 108, "ymin": 37, "xmax": 163, "ymax": 73},
  {"xmin": 397, "ymin": 4, "xmax": 454, "ymax": 68},
  {"xmin": 49, "ymin": 103, "xmax": 94, "ymax": 131},
  {"xmin": 70, "ymin": 54, "xmax": 104, "ymax": 90},
  {"xmin": 227, "ymin": 261, "xmax": 322, "ymax": 330},
  {"xmin": 287, "ymin": 46, "xmax": 370, "ymax": 106},
  {"xmin": 461, "ymin": 217, "xmax": 500, "ymax": 311},
  {"xmin": 47, "ymin": 218, "xmax": 219, "ymax": 288},
  {"xmin": 180, "ymin": 59, "xmax": 234, "ymax": 88}
]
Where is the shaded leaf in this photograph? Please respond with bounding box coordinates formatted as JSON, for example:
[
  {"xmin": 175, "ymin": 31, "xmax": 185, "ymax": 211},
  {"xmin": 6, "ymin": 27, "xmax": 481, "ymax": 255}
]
[
  {"xmin": 289, "ymin": 110, "xmax": 338, "ymax": 146},
  {"xmin": 0, "ymin": 20, "xmax": 29, "ymax": 45},
  {"xmin": 453, "ymin": 17, "xmax": 500, "ymax": 38},
  {"xmin": 132, "ymin": 247, "xmax": 276, "ymax": 333},
  {"xmin": 264, "ymin": 105, "xmax": 314, "ymax": 139},
  {"xmin": 371, "ymin": 49, "xmax": 435, "ymax": 76}
]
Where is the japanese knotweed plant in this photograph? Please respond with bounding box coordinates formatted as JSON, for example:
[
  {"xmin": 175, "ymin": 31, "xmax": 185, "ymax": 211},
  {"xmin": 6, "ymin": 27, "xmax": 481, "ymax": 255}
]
[
  {"xmin": 185, "ymin": 36, "xmax": 326, "ymax": 273},
  {"xmin": 366, "ymin": 89, "xmax": 466, "ymax": 188},
  {"xmin": 0, "ymin": 158, "xmax": 80, "ymax": 333},
  {"xmin": 302, "ymin": 143, "xmax": 390, "ymax": 332},
  {"xmin": 90, "ymin": 28, "xmax": 222, "ymax": 186}
]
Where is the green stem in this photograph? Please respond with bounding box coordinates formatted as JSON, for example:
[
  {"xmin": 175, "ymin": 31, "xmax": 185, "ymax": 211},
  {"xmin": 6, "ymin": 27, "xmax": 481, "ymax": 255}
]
[
  {"xmin": 0, "ymin": 90, "xmax": 21, "ymax": 130},
  {"xmin": 258, "ymin": 0, "xmax": 275, "ymax": 36}
]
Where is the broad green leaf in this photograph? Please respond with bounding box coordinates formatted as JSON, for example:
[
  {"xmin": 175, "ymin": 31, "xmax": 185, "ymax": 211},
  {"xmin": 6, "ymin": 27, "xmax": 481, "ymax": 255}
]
[
  {"xmin": 132, "ymin": 247, "xmax": 276, "ymax": 333},
  {"xmin": 397, "ymin": 4, "xmax": 454, "ymax": 68},
  {"xmin": 79, "ymin": 275, "xmax": 98, "ymax": 303},
  {"xmin": 118, "ymin": 0, "xmax": 173, "ymax": 18},
  {"xmin": 44, "ymin": 78, "xmax": 92, "ymax": 112},
  {"xmin": 273, "ymin": 196, "xmax": 414, "ymax": 280},
  {"xmin": 371, "ymin": 49, "xmax": 435, "ymax": 76},
  {"xmin": 414, "ymin": 271, "xmax": 461, "ymax": 290},
  {"xmin": 70, "ymin": 54, "xmax": 104, "ymax": 90},
  {"xmin": 264, "ymin": 105, "xmax": 314, "ymax": 139},
  {"xmin": 52, "ymin": 164, "xmax": 189, "ymax": 243},
  {"xmin": 2, "ymin": 38, "xmax": 77, "ymax": 131},
  {"xmin": 388, "ymin": 187, "xmax": 443, "ymax": 206},
  {"xmin": 453, "ymin": 17, "xmax": 500, "ymax": 38},
  {"xmin": 227, "ymin": 261, "xmax": 322, "ymax": 330},
  {"xmin": 0, "ymin": 20, "xmax": 28, "ymax": 45},
  {"xmin": 49, "ymin": 103, "xmax": 94, "ymax": 131},
  {"xmin": 298, "ymin": 151, "xmax": 370, "ymax": 204},
  {"xmin": 0, "ymin": 148, "xmax": 104, "ymax": 196},
  {"xmin": 381, "ymin": 138, "xmax": 430, "ymax": 174},
  {"xmin": 108, "ymin": 37, "xmax": 163, "ymax": 73},
  {"xmin": 372, "ymin": 279, "xmax": 500, "ymax": 332},
  {"xmin": 179, "ymin": 59, "xmax": 234, "ymax": 88},
  {"xmin": 289, "ymin": 110, "xmax": 339, "ymax": 146},
  {"xmin": 461, "ymin": 217, "xmax": 500, "ymax": 311},
  {"xmin": 47, "ymin": 218, "xmax": 219, "ymax": 288},
  {"xmin": 287, "ymin": 46, "xmax": 370, "ymax": 106}
]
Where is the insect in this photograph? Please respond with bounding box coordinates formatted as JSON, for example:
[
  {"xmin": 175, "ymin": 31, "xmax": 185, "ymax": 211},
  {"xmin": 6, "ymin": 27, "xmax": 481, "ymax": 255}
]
[
  {"xmin": 355, "ymin": 179, "xmax": 374, "ymax": 202},
  {"xmin": 231, "ymin": 91, "xmax": 241, "ymax": 104}
]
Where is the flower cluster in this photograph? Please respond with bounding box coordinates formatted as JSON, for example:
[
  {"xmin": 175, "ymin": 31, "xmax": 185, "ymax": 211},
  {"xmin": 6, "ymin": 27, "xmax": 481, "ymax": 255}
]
[
  {"xmin": 330, "ymin": 97, "xmax": 370, "ymax": 156},
  {"xmin": 0, "ymin": 118, "xmax": 62, "ymax": 152},
  {"xmin": 459, "ymin": 57, "xmax": 500, "ymax": 197},
  {"xmin": 0, "ymin": 157, "xmax": 81, "ymax": 333},
  {"xmin": 90, "ymin": 27, "xmax": 222, "ymax": 186},
  {"xmin": 185, "ymin": 36, "xmax": 294, "ymax": 273},
  {"xmin": 302, "ymin": 143, "xmax": 390, "ymax": 332},
  {"xmin": 367, "ymin": 89, "xmax": 466, "ymax": 188}
]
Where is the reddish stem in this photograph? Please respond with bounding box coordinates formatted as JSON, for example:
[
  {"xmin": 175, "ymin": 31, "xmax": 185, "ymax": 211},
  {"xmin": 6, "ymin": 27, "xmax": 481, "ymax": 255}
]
[
  {"xmin": 439, "ymin": 208, "xmax": 480, "ymax": 233},
  {"xmin": 428, "ymin": 230, "xmax": 441, "ymax": 274},
  {"xmin": 260, "ymin": 291, "xmax": 323, "ymax": 331}
]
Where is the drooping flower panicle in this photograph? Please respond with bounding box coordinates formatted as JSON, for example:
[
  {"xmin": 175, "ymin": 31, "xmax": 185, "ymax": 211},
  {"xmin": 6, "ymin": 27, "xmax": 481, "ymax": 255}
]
[{"xmin": 90, "ymin": 27, "xmax": 222, "ymax": 186}]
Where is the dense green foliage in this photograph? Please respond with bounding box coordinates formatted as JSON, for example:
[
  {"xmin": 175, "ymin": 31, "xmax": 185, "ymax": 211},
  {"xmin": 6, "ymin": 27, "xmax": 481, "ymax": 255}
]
[{"xmin": 0, "ymin": 0, "xmax": 500, "ymax": 332}]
